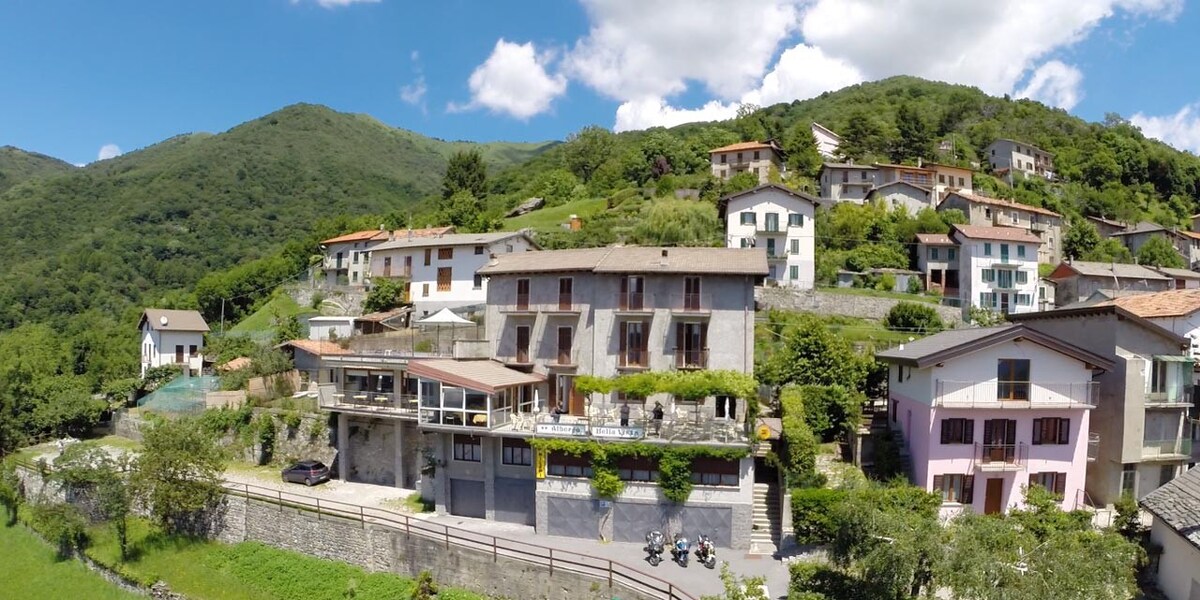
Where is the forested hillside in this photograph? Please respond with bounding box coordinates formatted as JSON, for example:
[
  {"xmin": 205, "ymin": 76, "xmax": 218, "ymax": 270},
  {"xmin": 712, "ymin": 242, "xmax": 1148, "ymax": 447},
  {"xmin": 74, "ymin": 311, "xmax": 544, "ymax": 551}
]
[{"xmin": 0, "ymin": 145, "xmax": 74, "ymax": 193}]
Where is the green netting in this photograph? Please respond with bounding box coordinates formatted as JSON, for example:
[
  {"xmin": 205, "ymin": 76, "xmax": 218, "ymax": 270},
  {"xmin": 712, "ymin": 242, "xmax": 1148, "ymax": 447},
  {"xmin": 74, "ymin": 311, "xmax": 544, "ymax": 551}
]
[{"xmin": 137, "ymin": 375, "xmax": 219, "ymax": 414}]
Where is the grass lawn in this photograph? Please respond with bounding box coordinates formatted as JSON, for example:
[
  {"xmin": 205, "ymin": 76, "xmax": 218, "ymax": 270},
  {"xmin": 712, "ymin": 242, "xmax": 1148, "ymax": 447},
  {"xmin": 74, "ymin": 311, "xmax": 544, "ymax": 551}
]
[
  {"xmin": 82, "ymin": 518, "xmax": 483, "ymax": 600},
  {"xmin": 229, "ymin": 294, "xmax": 318, "ymax": 336},
  {"xmin": 502, "ymin": 196, "xmax": 607, "ymax": 231},
  {"xmin": 0, "ymin": 522, "xmax": 138, "ymax": 600},
  {"xmin": 819, "ymin": 285, "xmax": 941, "ymax": 304}
]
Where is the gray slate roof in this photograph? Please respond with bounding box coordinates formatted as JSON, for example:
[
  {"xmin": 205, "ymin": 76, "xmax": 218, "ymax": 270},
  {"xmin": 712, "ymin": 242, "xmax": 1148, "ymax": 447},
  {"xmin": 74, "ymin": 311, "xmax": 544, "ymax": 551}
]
[
  {"xmin": 1055, "ymin": 261, "xmax": 1171, "ymax": 280},
  {"xmin": 1142, "ymin": 467, "xmax": 1200, "ymax": 551},
  {"xmin": 140, "ymin": 309, "xmax": 209, "ymax": 332},
  {"xmin": 875, "ymin": 326, "xmax": 1014, "ymax": 363},
  {"xmin": 875, "ymin": 324, "xmax": 1114, "ymax": 371},
  {"xmin": 371, "ymin": 231, "xmax": 529, "ymax": 252},
  {"xmin": 477, "ymin": 246, "xmax": 769, "ymax": 276}
]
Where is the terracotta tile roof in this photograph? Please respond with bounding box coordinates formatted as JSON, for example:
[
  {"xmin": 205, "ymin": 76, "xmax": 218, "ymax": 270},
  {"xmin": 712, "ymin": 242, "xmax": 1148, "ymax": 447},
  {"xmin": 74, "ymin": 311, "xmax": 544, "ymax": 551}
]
[
  {"xmin": 923, "ymin": 162, "xmax": 973, "ymax": 172},
  {"xmin": 951, "ymin": 225, "xmax": 1042, "ymax": 243},
  {"xmin": 1102, "ymin": 289, "xmax": 1200, "ymax": 318},
  {"xmin": 477, "ymin": 246, "xmax": 769, "ymax": 276},
  {"xmin": 941, "ymin": 191, "xmax": 1061, "ymax": 218},
  {"xmin": 277, "ymin": 339, "xmax": 351, "ymax": 356},
  {"xmin": 407, "ymin": 359, "xmax": 545, "ymax": 395},
  {"xmin": 717, "ymin": 183, "xmax": 818, "ymax": 207},
  {"xmin": 915, "ymin": 233, "xmax": 954, "ymax": 245},
  {"xmin": 709, "ymin": 141, "xmax": 777, "ymax": 153},
  {"xmin": 217, "ymin": 357, "xmax": 252, "ymax": 372},
  {"xmin": 321, "ymin": 229, "xmax": 390, "ymax": 245},
  {"xmin": 140, "ymin": 309, "xmax": 210, "ymax": 332}
]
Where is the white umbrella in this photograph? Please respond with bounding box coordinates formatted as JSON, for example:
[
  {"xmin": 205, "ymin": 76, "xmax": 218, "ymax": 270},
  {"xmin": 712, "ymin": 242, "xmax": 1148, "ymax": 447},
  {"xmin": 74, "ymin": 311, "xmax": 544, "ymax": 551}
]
[{"xmin": 416, "ymin": 308, "xmax": 475, "ymax": 354}]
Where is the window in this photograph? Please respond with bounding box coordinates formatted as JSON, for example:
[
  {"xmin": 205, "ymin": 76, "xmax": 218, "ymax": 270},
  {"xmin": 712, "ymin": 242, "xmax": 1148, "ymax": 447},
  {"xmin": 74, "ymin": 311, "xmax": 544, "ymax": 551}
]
[
  {"xmin": 175, "ymin": 345, "xmax": 184, "ymax": 363},
  {"xmin": 516, "ymin": 278, "xmax": 530, "ymax": 310},
  {"xmin": 556, "ymin": 327, "xmax": 573, "ymax": 365},
  {"xmin": 502, "ymin": 438, "xmax": 532, "ymax": 466},
  {"xmin": 984, "ymin": 242, "xmax": 992, "ymax": 256},
  {"xmin": 474, "ymin": 245, "xmax": 485, "ymax": 255},
  {"xmin": 958, "ymin": 177, "xmax": 965, "ymax": 187},
  {"xmin": 421, "ymin": 283, "xmax": 430, "ymax": 297},
  {"xmin": 860, "ymin": 170, "xmax": 868, "ymax": 181},
  {"xmin": 1015, "ymin": 270, "xmax": 1028, "ymax": 284},
  {"xmin": 982, "ymin": 269, "xmax": 995, "ymax": 282},
  {"xmin": 473, "ymin": 274, "xmax": 483, "ymax": 290},
  {"xmin": 352, "ymin": 271, "xmax": 358, "ymax": 283},
  {"xmin": 1016, "ymin": 294, "xmax": 1032, "ymax": 306},
  {"xmin": 515, "ymin": 326, "xmax": 530, "ymax": 363},
  {"xmin": 1150, "ymin": 360, "xmax": 1168, "ymax": 394},
  {"xmin": 683, "ymin": 276, "xmax": 702, "ymax": 311},
  {"xmin": 1160, "ymin": 464, "xmax": 1177, "ymax": 487},
  {"xmin": 788, "ymin": 213, "xmax": 803, "ymax": 227},
  {"xmin": 983, "ymin": 419, "xmax": 1018, "ymax": 463},
  {"xmin": 940, "ymin": 418, "xmax": 974, "ymax": 444},
  {"xmin": 352, "ymin": 251, "xmax": 359, "ymax": 264},
  {"xmin": 558, "ymin": 277, "xmax": 573, "ymax": 309},
  {"xmin": 438, "ymin": 248, "xmax": 453, "ymax": 260},
  {"xmin": 1120, "ymin": 464, "xmax": 1137, "ymax": 497},
  {"xmin": 985, "ymin": 208, "xmax": 993, "ymax": 219},
  {"xmin": 619, "ymin": 321, "xmax": 648, "ymax": 367},
  {"xmin": 423, "ymin": 248, "xmax": 432, "ymax": 266},
  {"xmin": 1032, "ymin": 418, "xmax": 1070, "ymax": 445},
  {"xmin": 978, "ymin": 292, "xmax": 992, "ymax": 308},
  {"xmin": 765, "ymin": 213, "xmax": 780, "ymax": 232},
  {"xmin": 997, "ymin": 269, "xmax": 1013, "ymax": 288},
  {"xmin": 932, "ymin": 474, "xmax": 974, "ymax": 504},
  {"xmin": 739, "ymin": 238, "xmax": 750, "ymax": 248},
  {"xmin": 1029, "ymin": 472, "xmax": 1067, "ymax": 496},
  {"xmin": 939, "ymin": 174, "xmax": 946, "ymax": 184},
  {"xmin": 1038, "ymin": 287, "xmax": 1045, "ymax": 300},
  {"xmin": 188, "ymin": 345, "xmax": 197, "ymax": 357},
  {"xmin": 437, "ymin": 267, "xmax": 452, "ymax": 292},
  {"xmin": 740, "ymin": 212, "xmax": 756, "ymax": 225},
  {"xmin": 676, "ymin": 321, "xmax": 708, "ymax": 369},
  {"xmin": 929, "ymin": 247, "xmax": 940, "ymax": 260},
  {"xmin": 548, "ymin": 451, "xmax": 592, "ymax": 478},
  {"xmin": 753, "ymin": 150, "xmax": 760, "ymax": 160},
  {"xmin": 842, "ymin": 170, "xmax": 849, "ymax": 183},
  {"xmin": 789, "ymin": 265, "xmax": 799, "ymax": 280},
  {"xmin": 790, "ymin": 239, "xmax": 799, "ymax": 255},
  {"xmin": 997, "ymin": 359, "xmax": 1030, "ymax": 401},
  {"xmin": 1017, "ymin": 245, "xmax": 1026, "ymax": 258},
  {"xmin": 617, "ymin": 456, "xmax": 659, "ymax": 482},
  {"xmin": 452, "ymin": 435, "xmax": 481, "ymax": 462},
  {"xmin": 690, "ymin": 458, "xmax": 739, "ymax": 486},
  {"xmin": 720, "ymin": 154, "xmax": 727, "ymax": 164},
  {"xmin": 506, "ymin": 244, "xmax": 514, "ymax": 253}
]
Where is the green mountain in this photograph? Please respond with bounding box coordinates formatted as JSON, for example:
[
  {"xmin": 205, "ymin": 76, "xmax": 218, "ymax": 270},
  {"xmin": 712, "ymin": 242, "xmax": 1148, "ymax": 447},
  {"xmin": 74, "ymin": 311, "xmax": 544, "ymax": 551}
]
[
  {"xmin": 0, "ymin": 103, "xmax": 553, "ymax": 329},
  {"xmin": 0, "ymin": 145, "xmax": 74, "ymax": 193}
]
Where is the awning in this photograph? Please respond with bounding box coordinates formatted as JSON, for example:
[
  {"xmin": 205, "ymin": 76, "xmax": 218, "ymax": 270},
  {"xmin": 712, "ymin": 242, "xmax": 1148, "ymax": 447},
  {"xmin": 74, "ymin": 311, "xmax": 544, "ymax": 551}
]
[
  {"xmin": 408, "ymin": 359, "xmax": 545, "ymax": 395},
  {"xmin": 1154, "ymin": 355, "xmax": 1195, "ymax": 363}
]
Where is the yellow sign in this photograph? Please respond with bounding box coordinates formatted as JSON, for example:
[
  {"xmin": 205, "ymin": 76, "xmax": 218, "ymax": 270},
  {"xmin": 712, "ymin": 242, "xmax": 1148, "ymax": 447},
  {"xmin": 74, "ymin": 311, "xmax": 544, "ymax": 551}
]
[
  {"xmin": 535, "ymin": 448, "xmax": 547, "ymax": 479},
  {"xmin": 756, "ymin": 424, "xmax": 771, "ymax": 440}
]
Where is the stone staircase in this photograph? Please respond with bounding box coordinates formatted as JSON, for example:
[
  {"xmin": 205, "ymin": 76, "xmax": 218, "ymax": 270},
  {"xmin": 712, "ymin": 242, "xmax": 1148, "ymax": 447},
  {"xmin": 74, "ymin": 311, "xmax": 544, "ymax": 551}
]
[{"xmin": 749, "ymin": 482, "xmax": 780, "ymax": 555}]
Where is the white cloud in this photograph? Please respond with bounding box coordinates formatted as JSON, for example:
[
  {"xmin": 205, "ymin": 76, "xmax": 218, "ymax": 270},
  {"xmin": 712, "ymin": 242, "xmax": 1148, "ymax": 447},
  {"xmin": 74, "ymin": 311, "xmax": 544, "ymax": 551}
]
[
  {"xmin": 292, "ymin": 0, "xmax": 380, "ymax": 8},
  {"xmin": 614, "ymin": 98, "xmax": 738, "ymax": 132},
  {"xmin": 566, "ymin": 0, "xmax": 802, "ymax": 101},
  {"xmin": 742, "ymin": 44, "xmax": 864, "ymax": 107},
  {"xmin": 1131, "ymin": 103, "xmax": 1200, "ymax": 154},
  {"xmin": 1015, "ymin": 60, "xmax": 1084, "ymax": 110},
  {"xmin": 450, "ymin": 39, "xmax": 566, "ymax": 119},
  {"xmin": 400, "ymin": 76, "xmax": 427, "ymax": 107},
  {"xmin": 97, "ymin": 144, "xmax": 122, "ymax": 161}
]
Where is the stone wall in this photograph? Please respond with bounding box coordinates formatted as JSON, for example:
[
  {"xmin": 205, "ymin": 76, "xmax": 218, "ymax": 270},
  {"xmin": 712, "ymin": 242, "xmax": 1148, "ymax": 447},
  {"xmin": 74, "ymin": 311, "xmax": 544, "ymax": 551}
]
[
  {"xmin": 217, "ymin": 495, "xmax": 661, "ymax": 600},
  {"xmin": 236, "ymin": 411, "xmax": 336, "ymax": 468},
  {"xmin": 758, "ymin": 287, "xmax": 963, "ymax": 326}
]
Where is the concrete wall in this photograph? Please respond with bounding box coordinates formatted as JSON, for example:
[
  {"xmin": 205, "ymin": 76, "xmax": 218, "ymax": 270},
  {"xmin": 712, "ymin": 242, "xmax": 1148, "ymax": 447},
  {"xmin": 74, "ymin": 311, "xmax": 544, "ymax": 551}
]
[
  {"xmin": 1150, "ymin": 517, "xmax": 1200, "ymax": 600},
  {"xmin": 757, "ymin": 287, "xmax": 963, "ymax": 326}
]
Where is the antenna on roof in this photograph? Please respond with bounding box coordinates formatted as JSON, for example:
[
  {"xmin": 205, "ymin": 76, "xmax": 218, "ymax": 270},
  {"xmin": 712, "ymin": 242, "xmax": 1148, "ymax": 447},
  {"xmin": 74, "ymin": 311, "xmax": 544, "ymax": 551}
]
[{"xmin": 159, "ymin": 316, "xmax": 168, "ymax": 326}]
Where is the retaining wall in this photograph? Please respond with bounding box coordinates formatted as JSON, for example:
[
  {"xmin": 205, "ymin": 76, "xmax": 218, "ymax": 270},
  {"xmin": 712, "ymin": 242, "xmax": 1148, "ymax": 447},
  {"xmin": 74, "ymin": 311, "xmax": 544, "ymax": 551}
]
[{"xmin": 758, "ymin": 287, "xmax": 963, "ymax": 325}]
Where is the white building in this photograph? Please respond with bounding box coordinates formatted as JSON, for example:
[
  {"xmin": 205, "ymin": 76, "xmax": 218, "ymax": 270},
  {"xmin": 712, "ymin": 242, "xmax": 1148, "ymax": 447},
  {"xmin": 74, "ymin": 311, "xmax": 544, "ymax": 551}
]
[
  {"xmin": 811, "ymin": 122, "xmax": 842, "ymax": 158},
  {"xmin": 709, "ymin": 141, "xmax": 785, "ymax": 184},
  {"xmin": 984, "ymin": 139, "xmax": 1056, "ymax": 180},
  {"xmin": 139, "ymin": 309, "xmax": 209, "ymax": 377},
  {"xmin": 1142, "ymin": 468, "xmax": 1200, "ymax": 600},
  {"xmin": 718, "ymin": 184, "xmax": 818, "ymax": 288},
  {"xmin": 319, "ymin": 227, "xmax": 454, "ymax": 288},
  {"xmin": 952, "ymin": 225, "xmax": 1041, "ymax": 319},
  {"xmin": 369, "ymin": 230, "xmax": 538, "ymax": 319},
  {"xmin": 866, "ymin": 181, "xmax": 934, "ymax": 215},
  {"xmin": 306, "ymin": 316, "xmax": 355, "ymax": 341}
]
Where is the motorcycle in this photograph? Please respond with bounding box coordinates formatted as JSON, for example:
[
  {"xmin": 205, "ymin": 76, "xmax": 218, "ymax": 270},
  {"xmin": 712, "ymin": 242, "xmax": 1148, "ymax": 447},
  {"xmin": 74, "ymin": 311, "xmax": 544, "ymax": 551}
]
[
  {"xmin": 671, "ymin": 533, "xmax": 690, "ymax": 567},
  {"xmin": 644, "ymin": 530, "xmax": 665, "ymax": 566},
  {"xmin": 694, "ymin": 533, "xmax": 717, "ymax": 569}
]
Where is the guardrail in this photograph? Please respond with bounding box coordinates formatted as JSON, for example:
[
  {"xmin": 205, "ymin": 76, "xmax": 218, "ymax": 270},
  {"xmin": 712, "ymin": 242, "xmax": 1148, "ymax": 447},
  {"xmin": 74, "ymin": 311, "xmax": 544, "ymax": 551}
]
[{"xmin": 220, "ymin": 481, "xmax": 696, "ymax": 600}]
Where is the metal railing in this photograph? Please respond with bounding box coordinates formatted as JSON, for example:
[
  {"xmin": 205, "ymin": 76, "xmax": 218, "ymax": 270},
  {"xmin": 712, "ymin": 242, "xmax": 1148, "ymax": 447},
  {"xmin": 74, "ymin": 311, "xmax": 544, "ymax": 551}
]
[
  {"xmin": 1142, "ymin": 437, "xmax": 1193, "ymax": 460},
  {"xmin": 617, "ymin": 291, "xmax": 649, "ymax": 312},
  {"xmin": 669, "ymin": 294, "xmax": 711, "ymax": 314},
  {"xmin": 675, "ymin": 349, "xmax": 708, "ymax": 370},
  {"xmin": 617, "ymin": 350, "xmax": 649, "ymax": 369},
  {"xmin": 321, "ymin": 391, "xmax": 418, "ymax": 416},
  {"xmin": 523, "ymin": 411, "xmax": 746, "ymax": 444},
  {"xmin": 975, "ymin": 442, "xmax": 1026, "ymax": 470},
  {"xmin": 934, "ymin": 380, "xmax": 1098, "ymax": 407},
  {"xmin": 1087, "ymin": 432, "xmax": 1100, "ymax": 462}
]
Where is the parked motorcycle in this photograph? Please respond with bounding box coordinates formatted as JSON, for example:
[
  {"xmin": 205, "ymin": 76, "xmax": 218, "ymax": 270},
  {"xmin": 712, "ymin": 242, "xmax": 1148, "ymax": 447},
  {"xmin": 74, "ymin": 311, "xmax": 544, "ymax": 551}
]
[
  {"xmin": 694, "ymin": 533, "xmax": 717, "ymax": 569},
  {"xmin": 671, "ymin": 533, "xmax": 690, "ymax": 567},
  {"xmin": 644, "ymin": 530, "xmax": 665, "ymax": 566}
]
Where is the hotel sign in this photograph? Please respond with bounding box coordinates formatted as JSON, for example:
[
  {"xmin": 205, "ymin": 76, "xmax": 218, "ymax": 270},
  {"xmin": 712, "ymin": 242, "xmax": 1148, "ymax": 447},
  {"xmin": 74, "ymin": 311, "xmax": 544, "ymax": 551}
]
[
  {"xmin": 535, "ymin": 422, "xmax": 588, "ymax": 436},
  {"xmin": 592, "ymin": 426, "xmax": 645, "ymax": 440},
  {"xmin": 533, "ymin": 423, "xmax": 645, "ymax": 440}
]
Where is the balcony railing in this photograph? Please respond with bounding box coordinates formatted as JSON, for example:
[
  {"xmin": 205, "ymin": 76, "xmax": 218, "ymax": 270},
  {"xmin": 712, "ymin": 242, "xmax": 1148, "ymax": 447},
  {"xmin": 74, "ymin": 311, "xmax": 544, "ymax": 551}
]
[
  {"xmin": 1142, "ymin": 438, "xmax": 1193, "ymax": 460},
  {"xmin": 934, "ymin": 380, "xmax": 1098, "ymax": 408},
  {"xmin": 669, "ymin": 294, "xmax": 712, "ymax": 314},
  {"xmin": 617, "ymin": 291, "xmax": 650, "ymax": 313},
  {"xmin": 517, "ymin": 407, "xmax": 747, "ymax": 444},
  {"xmin": 675, "ymin": 349, "xmax": 708, "ymax": 370},
  {"xmin": 419, "ymin": 405, "xmax": 513, "ymax": 430},
  {"xmin": 755, "ymin": 226, "xmax": 785, "ymax": 235},
  {"xmin": 320, "ymin": 390, "xmax": 418, "ymax": 417},
  {"xmin": 618, "ymin": 350, "xmax": 649, "ymax": 369},
  {"xmin": 975, "ymin": 442, "xmax": 1026, "ymax": 471},
  {"xmin": 497, "ymin": 301, "xmax": 581, "ymax": 314},
  {"xmin": 1087, "ymin": 433, "xmax": 1100, "ymax": 462},
  {"xmin": 1145, "ymin": 387, "xmax": 1194, "ymax": 408}
]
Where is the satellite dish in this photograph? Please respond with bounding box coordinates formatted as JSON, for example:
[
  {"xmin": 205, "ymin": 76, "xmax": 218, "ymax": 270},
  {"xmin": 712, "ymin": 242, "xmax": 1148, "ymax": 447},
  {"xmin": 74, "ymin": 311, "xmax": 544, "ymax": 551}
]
[{"xmin": 160, "ymin": 316, "xmax": 169, "ymax": 326}]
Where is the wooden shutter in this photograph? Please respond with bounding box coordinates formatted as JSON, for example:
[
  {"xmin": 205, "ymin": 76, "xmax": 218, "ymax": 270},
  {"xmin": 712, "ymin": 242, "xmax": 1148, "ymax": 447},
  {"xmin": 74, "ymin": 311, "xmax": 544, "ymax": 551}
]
[
  {"xmin": 963, "ymin": 419, "xmax": 974, "ymax": 444},
  {"xmin": 962, "ymin": 475, "xmax": 975, "ymax": 504},
  {"xmin": 619, "ymin": 277, "xmax": 628, "ymax": 308},
  {"xmin": 1032, "ymin": 418, "xmax": 1043, "ymax": 445},
  {"xmin": 940, "ymin": 420, "xmax": 951, "ymax": 444},
  {"xmin": 1029, "ymin": 473, "xmax": 1038, "ymax": 488},
  {"xmin": 1005, "ymin": 419, "xmax": 1017, "ymax": 444},
  {"xmin": 619, "ymin": 322, "xmax": 628, "ymax": 357},
  {"xmin": 983, "ymin": 420, "xmax": 995, "ymax": 445},
  {"xmin": 1053, "ymin": 473, "xmax": 1066, "ymax": 496},
  {"xmin": 639, "ymin": 322, "xmax": 648, "ymax": 355},
  {"xmin": 932, "ymin": 475, "xmax": 944, "ymax": 494},
  {"xmin": 1058, "ymin": 419, "xmax": 1070, "ymax": 445},
  {"xmin": 676, "ymin": 322, "xmax": 685, "ymax": 353},
  {"xmin": 700, "ymin": 323, "xmax": 709, "ymax": 351}
]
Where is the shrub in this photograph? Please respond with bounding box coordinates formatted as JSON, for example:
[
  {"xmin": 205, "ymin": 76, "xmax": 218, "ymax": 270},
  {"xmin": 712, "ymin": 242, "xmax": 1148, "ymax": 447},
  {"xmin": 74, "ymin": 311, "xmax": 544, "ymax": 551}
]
[
  {"xmin": 779, "ymin": 385, "xmax": 819, "ymax": 483},
  {"xmin": 883, "ymin": 301, "xmax": 944, "ymax": 334},
  {"xmin": 792, "ymin": 488, "xmax": 847, "ymax": 544},
  {"xmin": 799, "ymin": 385, "xmax": 863, "ymax": 441},
  {"xmin": 283, "ymin": 411, "xmax": 303, "ymax": 432},
  {"xmin": 257, "ymin": 415, "xmax": 277, "ymax": 465},
  {"xmin": 30, "ymin": 501, "xmax": 89, "ymax": 558},
  {"xmin": 789, "ymin": 561, "xmax": 858, "ymax": 599},
  {"xmin": 871, "ymin": 429, "xmax": 903, "ymax": 480}
]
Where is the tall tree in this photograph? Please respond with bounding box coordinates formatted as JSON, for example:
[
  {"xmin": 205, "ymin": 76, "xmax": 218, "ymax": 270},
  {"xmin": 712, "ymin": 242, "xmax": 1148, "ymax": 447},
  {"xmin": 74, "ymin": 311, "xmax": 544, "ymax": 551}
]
[
  {"xmin": 1136, "ymin": 234, "xmax": 1186, "ymax": 268},
  {"xmin": 784, "ymin": 122, "xmax": 824, "ymax": 178},
  {"xmin": 441, "ymin": 149, "xmax": 487, "ymax": 200},
  {"xmin": 1062, "ymin": 221, "xmax": 1101, "ymax": 261},
  {"xmin": 891, "ymin": 102, "xmax": 932, "ymax": 163},
  {"xmin": 561, "ymin": 125, "xmax": 615, "ymax": 183},
  {"xmin": 839, "ymin": 110, "xmax": 890, "ymax": 161},
  {"xmin": 734, "ymin": 104, "xmax": 768, "ymax": 142},
  {"xmin": 132, "ymin": 418, "xmax": 227, "ymax": 534},
  {"xmin": 756, "ymin": 314, "xmax": 872, "ymax": 391}
]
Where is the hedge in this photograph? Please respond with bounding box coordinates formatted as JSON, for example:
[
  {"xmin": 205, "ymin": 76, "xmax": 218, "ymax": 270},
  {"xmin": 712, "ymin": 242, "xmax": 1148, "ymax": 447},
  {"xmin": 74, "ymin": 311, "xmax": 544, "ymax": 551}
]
[{"xmin": 791, "ymin": 488, "xmax": 847, "ymax": 545}]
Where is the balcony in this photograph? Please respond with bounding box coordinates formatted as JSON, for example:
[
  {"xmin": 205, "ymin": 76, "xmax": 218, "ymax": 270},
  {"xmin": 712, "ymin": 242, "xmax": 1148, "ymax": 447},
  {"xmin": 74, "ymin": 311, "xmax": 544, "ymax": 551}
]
[
  {"xmin": 675, "ymin": 348, "xmax": 708, "ymax": 370},
  {"xmin": 544, "ymin": 295, "xmax": 582, "ymax": 315},
  {"xmin": 319, "ymin": 389, "xmax": 418, "ymax": 419},
  {"xmin": 616, "ymin": 291, "xmax": 653, "ymax": 314},
  {"xmin": 497, "ymin": 298, "xmax": 582, "ymax": 315},
  {"xmin": 1142, "ymin": 437, "xmax": 1193, "ymax": 461},
  {"xmin": 617, "ymin": 350, "xmax": 649, "ymax": 370},
  {"xmin": 1145, "ymin": 387, "xmax": 1194, "ymax": 408},
  {"xmin": 765, "ymin": 251, "xmax": 788, "ymax": 262},
  {"xmin": 934, "ymin": 380, "xmax": 1098, "ymax": 408},
  {"xmin": 1030, "ymin": 222, "xmax": 1049, "ymax": 233},
  {"xmin": 975, "ymin": 442, "xmax": 1026, "ymax": 471},
  {"xmin": 1087, "ymin": 432, "xmax": 1099, "ymax": 462},
  {"xmin": 516, "ymin": 406, "xmax": 747, "ymax": 444},
  {"xmin": 669, "ymin": 293, "xmax": 712, "ymax": 316},
  {"xmin": 755, "ymin": 226, "xmax": 786, "ymax": 236}
]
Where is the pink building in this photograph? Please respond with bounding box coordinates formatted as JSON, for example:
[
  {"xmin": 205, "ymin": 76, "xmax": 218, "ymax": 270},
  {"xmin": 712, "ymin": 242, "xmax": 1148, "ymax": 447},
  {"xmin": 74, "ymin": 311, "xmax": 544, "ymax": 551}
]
[{"xmin": 876, "ymin": 325, "xmax": 1112, "ymax": 517}]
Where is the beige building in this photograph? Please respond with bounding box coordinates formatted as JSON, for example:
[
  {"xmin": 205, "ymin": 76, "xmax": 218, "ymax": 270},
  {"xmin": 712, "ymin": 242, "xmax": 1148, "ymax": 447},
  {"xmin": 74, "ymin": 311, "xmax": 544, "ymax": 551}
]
[
  {"xmin": 925, "ymin": 162, "xmax": 974, "ymax": 200},
  {"xmin": 984, "ymin": 139, "xmax": 1056, "ymax": 180},
  {"xmin": 709, "ymin": 141, "xmax": 784, "ymax": 184},
  {"xmin": 938, "ymin": 191, "xmax": 1064, "ymax": 263}
]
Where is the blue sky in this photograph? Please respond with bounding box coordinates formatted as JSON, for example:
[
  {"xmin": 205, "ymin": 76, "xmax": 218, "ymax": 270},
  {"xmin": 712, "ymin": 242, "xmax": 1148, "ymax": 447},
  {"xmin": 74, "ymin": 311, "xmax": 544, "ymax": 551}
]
[{"xmin": 2, "ymin": 0, "xmax": 1200, "ymax": 166}]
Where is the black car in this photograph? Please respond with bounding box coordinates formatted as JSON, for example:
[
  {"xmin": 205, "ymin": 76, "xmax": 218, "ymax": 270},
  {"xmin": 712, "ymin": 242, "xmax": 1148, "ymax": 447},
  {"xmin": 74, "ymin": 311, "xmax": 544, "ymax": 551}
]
[{"xmin": 281, "ymin": 460, "xmax": 331, "ymax": 486}]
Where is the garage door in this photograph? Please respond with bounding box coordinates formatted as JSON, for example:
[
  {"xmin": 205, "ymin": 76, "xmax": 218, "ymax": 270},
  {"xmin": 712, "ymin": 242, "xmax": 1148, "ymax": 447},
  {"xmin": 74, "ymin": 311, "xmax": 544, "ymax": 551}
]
[
  {"xmin": 612, "ymin": 502, "xmax": 667, "ymax": 543},
  {"xmin": 449, "ymin": 479, "xmax": 485, "ymax": 518},
  {"xmin": 679, "ymin": 506, "xmax": 732, "ymax": 548},
  {"xmin": 545, "ymin": 496, "xmax": 599, "ymax": 539},
  {"xmin": 493, "ymin": 477, "xmax": 535, "ymax": 525}
]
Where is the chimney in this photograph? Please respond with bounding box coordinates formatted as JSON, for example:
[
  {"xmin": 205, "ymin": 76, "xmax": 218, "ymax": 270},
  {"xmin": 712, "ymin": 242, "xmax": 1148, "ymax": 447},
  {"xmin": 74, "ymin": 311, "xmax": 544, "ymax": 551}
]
[
  {"xmin": 659, "ymin": 248, "xmax": 669, "ymax": 267},
  {"xmin": 379, "ymin": 224, "xmax": 385, "ymax": 231},
  {"xmin": 407, "ymin": 227, "xmax": 413, "ymax": 240},
  {"xmin": 488, "ymin": 253, "xmax": 499, "ymax": 267}
]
